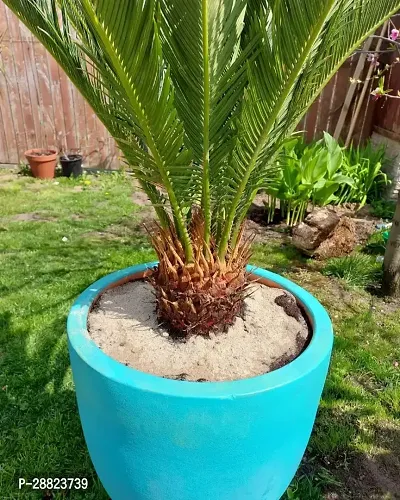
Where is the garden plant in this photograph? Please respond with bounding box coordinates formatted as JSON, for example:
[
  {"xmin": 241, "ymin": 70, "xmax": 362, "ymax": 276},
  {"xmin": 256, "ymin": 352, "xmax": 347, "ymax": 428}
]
[
  {"xmin": 6, "ymin": 0, "xmax": 400, "ymax": 331},
  {"xmin": 341, "ymin": 16, "xmax": 400, "ymax": 297},
  {"xmin": 337, "ymin": 140, "xmax": 389, "ymax": 205},
  {"xmin": 264, "ymin": 134, "xmax": 389, "ymax": 226},
  {"xmin": 4, "ymin": 1, "xmax": 400, "ymax": 499},
  {"xmin": 1, "ymin": 169, "xmax": 399, "ymax": 499},
  {"xmin": 265, "ymin": 133, "xmax": 350, "ymax": 225}
]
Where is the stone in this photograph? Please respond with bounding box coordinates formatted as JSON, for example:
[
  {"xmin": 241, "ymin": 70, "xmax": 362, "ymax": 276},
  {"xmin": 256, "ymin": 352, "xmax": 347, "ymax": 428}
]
[
  {"xmin": 314, "ymin": 217, "xmax": 357, "ymax": 259},
  {"xmin": 292, "ymin": 208, "xmax": 340, "ymax": 254},
  {"xmin": 292, "ymin": 207, "xmax": 357, "ymax": 259},
  {"xmin": 305, "ymin": 207, "xmax": 341, "ymax": 231}
]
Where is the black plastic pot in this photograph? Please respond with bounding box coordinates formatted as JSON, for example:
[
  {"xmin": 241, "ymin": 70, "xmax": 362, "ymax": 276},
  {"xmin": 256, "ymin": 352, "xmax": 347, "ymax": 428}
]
[{"xmin": 60, "ymin": 154, "xmax": 83, "ymax": 178}]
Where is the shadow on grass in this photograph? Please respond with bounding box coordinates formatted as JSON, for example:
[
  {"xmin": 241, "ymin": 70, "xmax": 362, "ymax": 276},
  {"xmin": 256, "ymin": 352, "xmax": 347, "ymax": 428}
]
[
  {"xmin": 285, "ymin": 403, "xmax": 400, "ymax": 499},
  {"xmin": 295, "ymin": 408, "xmax": 400, "ymax": 500},
  {"xmin": 0, "ymin": 311, "xmax": 108, "ymax": 500},
  {"xmin": 252, "ymin": 240, "xmax": 309, "ymax": 275},
  {"xmin": 0, "ymin": 229, "xmax": 155, "ymax": 499}
]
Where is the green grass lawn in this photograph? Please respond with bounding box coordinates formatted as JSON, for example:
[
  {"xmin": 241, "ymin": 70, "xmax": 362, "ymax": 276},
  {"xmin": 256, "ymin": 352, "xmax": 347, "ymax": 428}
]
[{"xmin": 0, "ymin": 169, "xmax": 399, "ymax": 499}]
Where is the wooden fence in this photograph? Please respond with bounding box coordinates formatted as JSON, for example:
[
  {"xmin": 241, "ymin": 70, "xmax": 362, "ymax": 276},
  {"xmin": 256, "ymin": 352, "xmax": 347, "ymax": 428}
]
[
  {"xmin": 298, "ymin": 55, "xmax": 377, "ymax": 144},
  {"xmin": 374, "ymin": 59, "xmax": 400, "ymax": 141},
  {"xmin": 0, "ymin": 4, "xmax": 389, "ymax": 167},
  {"xmin": 0, "ymin": 3, "xmax": 117, "ymax": 167}
]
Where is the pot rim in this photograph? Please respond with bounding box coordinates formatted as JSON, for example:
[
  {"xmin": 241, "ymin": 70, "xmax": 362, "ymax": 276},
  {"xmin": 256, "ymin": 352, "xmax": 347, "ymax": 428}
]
[
  {"xmin": 25, "ymin": 148, "xmax": 58, "ymax": 161},
  {"xmin": 60, "ymin": 154, "xmax": 83, "ymax": 162},
  {"xmin": 67, "ymin": 263, "xmax": 333, "ymax": 398}
]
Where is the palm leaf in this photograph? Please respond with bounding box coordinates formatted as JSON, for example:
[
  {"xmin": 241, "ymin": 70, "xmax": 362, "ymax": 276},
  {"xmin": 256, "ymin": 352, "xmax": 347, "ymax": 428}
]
[
  {"xmin": 217, "ymin": 0, "xmax": 400, "ymax": 257},
  {"xmin": 160, "ymin": 0, "xmax": 250, "ymax": 243},
  {"xmin": 5, "ymin": 0, "xmax": 199, "ymax": 259},
  {"xmin": 4, "ymin": 0, "xmax": 400, "ymax": 263}
]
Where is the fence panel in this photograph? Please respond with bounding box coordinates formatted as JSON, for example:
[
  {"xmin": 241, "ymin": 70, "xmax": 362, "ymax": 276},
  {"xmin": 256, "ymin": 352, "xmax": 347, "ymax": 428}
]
[{"xmin": 0, "ymin": 5, "xmax": 378, "ymax": 167}]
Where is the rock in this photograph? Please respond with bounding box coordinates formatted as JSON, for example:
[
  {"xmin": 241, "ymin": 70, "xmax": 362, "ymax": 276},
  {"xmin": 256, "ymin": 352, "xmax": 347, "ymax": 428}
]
[
  {"xmin": 251, "ymin": 193, "xmax": 269, "ymax": 209},
  {"xmin": 292, "ymin": 208, "xmax": 340, "ymax": 254},
  {"xmin": 305, "ymin": 207, "xmax": 341, "ymax": 232},
  {"xmin": 292, "ymin": 207, "xmax": 357, "ymax": 259},
  {"xmin": 274, "ymin": 292, "xmax": 303, "ymax": 322},
  {"xmin": 314, "ymin": 217, "xmax": 357, "ymax": 259}
]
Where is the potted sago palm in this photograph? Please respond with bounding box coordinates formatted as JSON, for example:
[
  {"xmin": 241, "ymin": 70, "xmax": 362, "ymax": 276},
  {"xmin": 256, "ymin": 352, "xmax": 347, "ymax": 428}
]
[{"xmin": 7, "ymin": 1, "xmax": 400, "ymax": 499}]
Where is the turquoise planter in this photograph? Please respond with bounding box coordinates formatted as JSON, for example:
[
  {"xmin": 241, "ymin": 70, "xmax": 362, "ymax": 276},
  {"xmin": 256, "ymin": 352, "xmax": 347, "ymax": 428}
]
[{"xmin": 67, "ymin": 263, "xmax": 333, "ymax": 500}]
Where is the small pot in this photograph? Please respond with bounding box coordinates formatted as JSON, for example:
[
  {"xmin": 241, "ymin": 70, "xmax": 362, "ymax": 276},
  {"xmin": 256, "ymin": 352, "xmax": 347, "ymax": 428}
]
[
  {"xmin": 60, "ymin": 154, "xmax": 83, "ymax": 178},
  {"xmin": 24, "ymin": 148, "xmax": 58, "ymax": 179},
  {"xmin": 67, "ymin": 263, "xmax": 334, "ymax": 500}
]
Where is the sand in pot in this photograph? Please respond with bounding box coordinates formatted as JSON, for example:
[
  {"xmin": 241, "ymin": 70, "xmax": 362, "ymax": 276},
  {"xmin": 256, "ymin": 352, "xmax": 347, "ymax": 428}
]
[{"xmin": 88, "ymin": 281, "xmax": 310, "ymax": 382}]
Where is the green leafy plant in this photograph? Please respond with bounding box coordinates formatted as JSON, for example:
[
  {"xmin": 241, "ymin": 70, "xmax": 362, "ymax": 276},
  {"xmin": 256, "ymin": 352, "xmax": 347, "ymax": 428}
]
[
  {"xmin": 363, "ymin": 229, "xmax": 387, "ymax": 255},
  {"xmin": 265, "ymin": 133, "xmax": 353, "ymax": 226},
  {"xmin": 264, "ymin": 137, "xmax": 312, "ymax": 226},
  {"xmin": 18, "ymin": 161, "xmax": 32, "ymax": 177},
  {"xmin": 370, "ymin": 199, "xmax": 396, "ymax": 219},
  {"xmin": 322, "ymin": 254, "xmax": 383, "ymax": 288},
  {"xmin": 266, "ymin": 135, "xmax": 390, "ymax": 227},
  {"xmin": 336, "ymin": 140, "xmax": 390, "ymax": 205},
  {"xmin": 6, "ymin": 0, "xmax": 400, "ymax": 336},
  {"xmin": 310, "ymin": 133, "xmax": 354, "ymax": 206}
]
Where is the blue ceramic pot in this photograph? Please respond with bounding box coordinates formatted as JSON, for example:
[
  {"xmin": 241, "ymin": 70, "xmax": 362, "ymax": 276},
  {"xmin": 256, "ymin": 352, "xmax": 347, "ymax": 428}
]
[{"xmin": 67, "ymin": 263, "xmax": 333, "ymax": 500}]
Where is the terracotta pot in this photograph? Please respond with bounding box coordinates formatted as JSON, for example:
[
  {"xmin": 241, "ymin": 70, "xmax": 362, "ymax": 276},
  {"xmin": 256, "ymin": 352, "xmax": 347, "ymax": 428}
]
[{"xmin": 24, "ymin": 148, "xmax": 58, "ymax": 179}]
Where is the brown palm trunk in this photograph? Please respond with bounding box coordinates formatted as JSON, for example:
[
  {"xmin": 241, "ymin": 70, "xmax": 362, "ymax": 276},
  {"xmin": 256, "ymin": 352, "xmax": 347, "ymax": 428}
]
[
  {"xmin": 383, "ymin": 191, "xmax": 400, "ymax": 297},
  {"xmin": 149, "ymin": 212, "xmax": 252, "ymax": 337}
]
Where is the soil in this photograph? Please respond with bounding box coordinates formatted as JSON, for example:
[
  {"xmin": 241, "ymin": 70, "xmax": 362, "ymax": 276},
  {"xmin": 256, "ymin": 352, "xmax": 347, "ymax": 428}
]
[
  {"xmin": 244, "ymin": 218, "xmax": 288, "ymax": 244},
  {"xmin": 326, "ymin": 449, "xmax": 400, "ymax": 500},
  {"xmin": 0, "ymin": 174, "xmax": 17, "ymax": 184},
  {"xmin": 1, "ymin": 212, "xmax": 56, "ymax": 223},
  {"xmin": 245, "ymin": 196, "xmax": 290, "ymax": 243},
  {"xmin": 131, "ymin": 183, "xmax": 156, "ymax": 235},
  {"xmin": 82, "ymin": 230, "xmax": 121, "ymax": 241},
  {"xmin": 88, "ymin": 280, "xmax": 310, "ymax": 382},
  {"xmin": 131, "ymin": 188, "xmax": 153, "ymax": 208},
  {"xmin": 28, "ymin": 150, "xmax": 56, "ymax": 157},
  {"xmin": 247, "ymin": 195, "xmax": 287, "ymax": 229},
  {"xmin": 71, "ymin": 214, "xmax": 83, "ymax": 221},
  {"xmin": 247, "ymin": 197, "xmax": 380, "ymax": 248}
]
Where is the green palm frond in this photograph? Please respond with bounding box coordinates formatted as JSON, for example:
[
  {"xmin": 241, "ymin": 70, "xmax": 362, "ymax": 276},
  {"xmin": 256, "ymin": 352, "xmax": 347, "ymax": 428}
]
[
  {"xmin": 4, "ymin": 0, "xmax": 400, "ymax": 263},
  {"xmin": 6, "ymin": 0, "xmax": 197, "ymax": 260},
  {"xmin": 160, "ymin": 0, "xmax": 250, "ymax": 243},
  {"xmin": 217, "ymin": 0, "xmax": 400, "ymax": 257}
]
